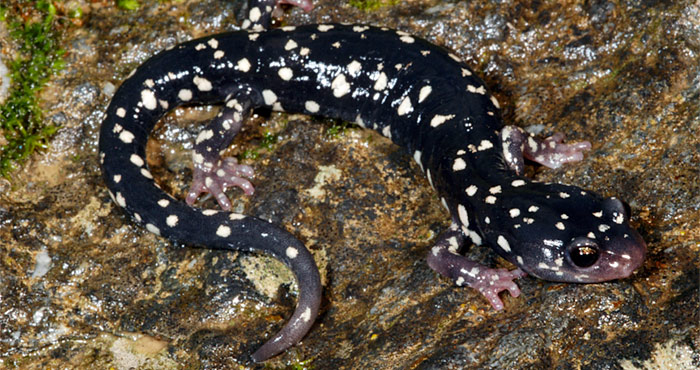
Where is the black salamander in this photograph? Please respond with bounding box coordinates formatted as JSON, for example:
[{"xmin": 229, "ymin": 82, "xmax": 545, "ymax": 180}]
[{"xmin": 98, "ymin": 0, "xmax": 646, "ymax": 361}]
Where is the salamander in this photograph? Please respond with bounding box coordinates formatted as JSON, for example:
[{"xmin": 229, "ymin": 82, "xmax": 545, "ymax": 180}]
[{"xmin": 98, "ymin": 0, "xmax": 646, "ymax": 362}]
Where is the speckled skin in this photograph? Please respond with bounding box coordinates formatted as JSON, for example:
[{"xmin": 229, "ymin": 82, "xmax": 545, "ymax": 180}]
[{"xmin": 98, "ymin": 0, "xmax": 646, "ymax": 362}]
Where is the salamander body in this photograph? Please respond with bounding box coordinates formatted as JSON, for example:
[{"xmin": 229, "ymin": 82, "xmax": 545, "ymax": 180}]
[{"xmin": 98, "ymin": 0, "xmax": 646, "ymax": 361}]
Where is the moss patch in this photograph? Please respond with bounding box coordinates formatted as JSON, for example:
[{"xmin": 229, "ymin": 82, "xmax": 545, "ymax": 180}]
[
  {"xmin": 349, "ymin": 0, "xmax": 399, "ymax": 12},
  {"xmin": 0, "ymin": 0, "xmax": 65, "ymax": 178}
]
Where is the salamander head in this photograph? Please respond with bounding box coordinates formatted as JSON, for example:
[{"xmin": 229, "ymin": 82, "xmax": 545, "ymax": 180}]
[{"xmin": 483, "ymin": 183, "xmax": 646, "ymax": 283}]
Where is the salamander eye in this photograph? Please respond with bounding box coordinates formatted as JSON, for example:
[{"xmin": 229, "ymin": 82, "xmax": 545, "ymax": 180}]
[{"xmin": 567, "ymin": 238, "xmax": 600, "ymax": 268}]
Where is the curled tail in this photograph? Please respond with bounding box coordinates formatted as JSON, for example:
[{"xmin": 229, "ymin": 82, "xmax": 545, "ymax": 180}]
[{"xmin": 99, "ymin": 87, "xmax": 321, "ymax": 363}]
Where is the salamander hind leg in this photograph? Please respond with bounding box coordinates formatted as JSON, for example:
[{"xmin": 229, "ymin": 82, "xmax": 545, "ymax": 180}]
[
  {"xmin": 427, "ymin": 226, "xmax": 527, "ymax": 310},
  {"xmin": 186, "ymin": 91, "xmax": 257, "ymax": 211},
  {"xmin": 500, "ymin": 125, "xmax": 592, "ymax": 174}
]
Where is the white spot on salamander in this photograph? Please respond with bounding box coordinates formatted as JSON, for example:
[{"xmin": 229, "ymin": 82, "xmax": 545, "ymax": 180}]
[
  {"xmin": 300, "ymin": 306, "xmax": 312, "ymax": 322},
  {"xmin": 166, "ymin": 215, "xmax": 178, "ymax": 227},
  {"xmin": 419, "ymin": 85, "xmax": 432, "ymax": 103},
  {"xmin": 237, "ymin": 58, "xmax": 251, "ymax": 72},
  {"xmin": 490, "ymin": 95, "xmax": 500, "ymax": 109},
  {"xmin": 129, "ymin": 154, "xmax": 144, "ymax": 167},
  {"xmin": 467, "ymin": 84, "xmax": 486, "ymax": 95},
  {"xmin": 613, "ymin": 212, "xmax": 625, "ymax": 224},
  {"xmin": 347, "ymin": 60, "xmax": 362, "ymax": 76},
  {"xmin": 115, "ymin": 192, "xmax": 126, "ymax": 208},
  {"xmin": 196, "ymin": 129, "xmax": 214, "ymax": 144},
  {"xmin": 193, "ymin": 76, "xmax": 212, "ymax": 91},
  {"xmin": 397, "ymin": 96, "xmax": 413, "ymax": 116},
  {"xmin": 286, "ymin": 246, "xmax": 299, "ymax": 259},
  {"xmin": 374, "ymin": 72, "xmax": 388, "ymax": 91},
  {"xmin": 400, "ymin": 35, "xmax": 415, "ymax": 43},
  {"xmin": 477, "ymin": 140, "xmax": 494, "ymax": 151},
  {"xmin": 452, "ymin": 158, "xmax": 466, "ymax": 171},
  {"xmin": 413, "ymin": 150, "xmax": 423, "ymax": 171},
  {"xmin": 382, "ymin": 125, "xmax": 392, "ymax": 138},
  {"xmin": 430, "ymin": 114, "xmax": 454, "ymax": 127},
  {"xmin": 331, "ymin": 74, "xmax": 351, "ymax": 97},
  {"xmin": 216, "ymin": 225, "xmax": 231, "ymax": 237},
  {"xmin": 440, "ymin": 197, "xmax": 449, "ymax": 211},
  {"xmin": 497, "ymin": 235, "xmax": 511, "ymax": 252},
  {"xmin": 248, "ymin": 7, "xmax": 262, "ymax": 22},
  {"xmin": 305, "ymin": 100, "xmax": 320, "ymax": 113},
  {"xmin": 468, "ymin": 230, "xmax": 482, "ymax": 245},
  {"xmin": 278, "ymin": 67, "xmax": 294, "ymax": 81},
  {"xmin": 178, "ymin": 89, "xmax": 192, "ymax": 101},
  {"xmin": 353, "ymin": 25, "xmax": 369, "ymax": 32},
  {"xmin": 262, "ymin": 89, "xmax": 277, "ymax": 105},
  {"xmin": 285, "ymin": 39, "xmax": 298, "ymax": 50},
  {"xmin": 140, "ymin": 89, "xmax": 157, "ymax": 110},
  {"xmin": 458, "ymin": 204, "xmax": 470, "ymax": 227},
  {"xmin": 119, "ymin": 130, "xmax": 135, "ymax": 144},
  {"xmin": 146, "ymin": 223, "xmax": 160, "ymax": 236}
]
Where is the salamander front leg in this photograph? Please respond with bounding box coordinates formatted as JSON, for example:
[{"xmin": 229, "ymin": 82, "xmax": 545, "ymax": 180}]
[
  {"xmin": 427, "ymin": 226, "xmax": 527, "ymax": 310},
  {"xmin": 186, "ymin": 92, "xmax": 256, "ymax": 211},
  {"xmin": 500, "ymin": 125, "xmax": 592, "ymax": 174}
]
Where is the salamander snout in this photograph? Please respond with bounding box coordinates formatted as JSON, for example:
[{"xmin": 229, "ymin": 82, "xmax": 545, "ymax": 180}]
[
  {"xmin": 559, "ymin": 195, "xmax": 646, "ymax": 282},
  {"xmin": 564, "ymin": 227, "xmax": 646, "ymax": 282}
]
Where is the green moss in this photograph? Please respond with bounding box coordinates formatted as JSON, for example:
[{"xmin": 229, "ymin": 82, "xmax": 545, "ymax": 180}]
[
  {"xmin": 260, "ymin": 131, "xmax": 278, "ymax": 149},
  {"xmin": 349, "ymin": 0, "xmax": 399, "ymax": 12},
  {"xmin": 240, "ymin": 131, "xmax": 279, "ymax": 160},
  {"xmin": 116, "ymin": 0, "xmax": 141, "ymax": 11},
  {"xmin": 287, "ymin": 357, "xmax": 315, "ymax": 369},
  {"xmin": 325, "ymin": 120, "xmax": 352, "ymax": 139},
  {"xmin": 0, "ymin": 0, "xmax": 65, "ymax": 178}
]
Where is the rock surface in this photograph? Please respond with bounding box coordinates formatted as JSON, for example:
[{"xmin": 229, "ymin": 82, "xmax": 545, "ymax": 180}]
[{"xmin": 0, "ymin": 0, "xmax": 697, "ymax": 368}]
